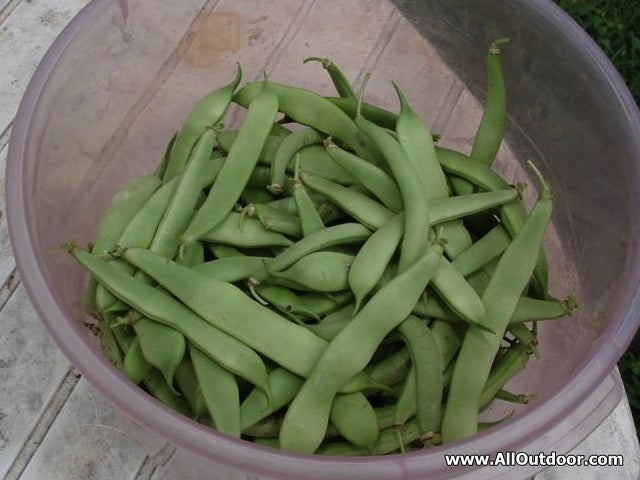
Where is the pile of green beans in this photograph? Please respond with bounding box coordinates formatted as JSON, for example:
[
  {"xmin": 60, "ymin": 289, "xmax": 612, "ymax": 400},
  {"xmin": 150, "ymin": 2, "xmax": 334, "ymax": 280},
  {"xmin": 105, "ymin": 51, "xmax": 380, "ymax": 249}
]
[{"xmin": 70, "ymin": 42, "xmax": 576, "ymax": 455}]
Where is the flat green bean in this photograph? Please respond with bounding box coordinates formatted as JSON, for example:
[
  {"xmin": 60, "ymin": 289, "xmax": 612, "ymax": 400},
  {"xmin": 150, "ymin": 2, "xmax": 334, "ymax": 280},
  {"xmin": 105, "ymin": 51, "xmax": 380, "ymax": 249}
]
[{"xmin": 279, "ymin": 241, "xmax": 443, "ymax": 453}]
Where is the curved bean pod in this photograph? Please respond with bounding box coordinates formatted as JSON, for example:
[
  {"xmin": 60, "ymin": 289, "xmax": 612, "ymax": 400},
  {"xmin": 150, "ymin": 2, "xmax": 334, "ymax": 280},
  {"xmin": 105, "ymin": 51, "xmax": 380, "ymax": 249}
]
[
  {"xmin": 174, "ymin": 357, "xmax": 208, "ymax": 419},
  {"xmin": 194, "ymin": 256, "xmax": 271, "ymax": 283},
  {"xmin": 234, "ymin": 81, "xmax": 384, "ymax": 168},
  {"xmin": 349, "ymin": 214, "xmax": 404, "ymax": 313},
  {"xmin": 397, "ymin": 315, "xmax": 443, "ymax": 434},
  {"xmin": 68, "ymin": 248, "xmax": 271, "ymax": 397},
  {"xmin": 324, "ymin": 97, "xmax": 398, "ymax": 130},
  {"xmin": 441, "ymin": 163, "xmax": 553, "ymax": 443},
  {"xmin": 249, "ymin": 223, "xmax": 371, "ymax": 283},
  {"xmin": 121, "ymin": 247, "xmax": 380, "ymax": 392},
  {"xmin": 300, "ymin": 172, "xmax": 394, "ymax": 229},
  {"xmin": 356, "ymin": 114, "xmax": 429, "ymax": 273},
  {"xmin": 393, "ymin": 83, "xmax": 449, "ymax": 199},
  {"xmin": 436, "ymin": 146, "xmax": 549, "ymax": 299},
  {"xmin": 471, "ymin": 40, "xmax": 508, "ymax": 167},
  {"xmin": 153, "ymin": 133, "xmax": 177, "ymax": 180},
  {"xmin": 264, "ymin": 251, "xmax": 354, "ymax": 293},
  {"xmin": 451, "ymin": 224, "xmax": 511, "ymax": 277},
  {"xmin": 93, "ymin": 176, "xmax": 164, "ymax": 256},
  {"xmin": 163, "ymin": 64, "xmax": 241, "ymax": 181},
  {"xmin": 479, "ymin": 342, "xmax": 531, "ymax": 408},
  {"xmin": 292, "ymin": 170, "xmax": 325, "ymax": 237},
  {"xmin": 201, "ymin": 212, "xmax": 293, "ymax": 248},
  {"xmin": 133, "ymin": 317, "xmax": 185, "ymax": 393},
  {"xmin": 120, "ymin": 335, "xmax": 151, "ymax": 385},
  {"xmin": 190, "ymin": 344, "xmax": 241, "ymax": 437},
  {"xmin": 270, "ymin": 127, "xmax": 325, "ymax": 193},
  {"xmin": 325, "ymin": 140, "xmax": 403, "ymax": 212},
  {"xmin": 241, "ymin": 368, "xmax": 304, "ymax": 431},
  {"xmin": 279, "ymin": 241, "xmax": 443, "ymax": 453},
  {"xmin": 329, "ymin": 392, "xmax": 379, "ymax": 451},
  {"xmin": 303, "ymin": 57, "xmax": 356, "ymax": 99},
  {"xmin": 182, "ymin": 88, "xmax": 279, "ymax": 246},
  {"xmin": 510, "ymin": 295, "xmax": 576, "ymax": 324}
]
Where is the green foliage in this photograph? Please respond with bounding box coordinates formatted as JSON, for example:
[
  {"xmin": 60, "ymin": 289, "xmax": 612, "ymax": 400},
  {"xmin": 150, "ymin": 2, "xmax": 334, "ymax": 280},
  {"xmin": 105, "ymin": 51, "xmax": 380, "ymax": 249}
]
[
  {"xmin": 557, "ymin": 0, "xmax": 640, "ymax": 102},
  {"xmin": 557, "ymin": 0, "xmax": 640, "ymax": 434}
]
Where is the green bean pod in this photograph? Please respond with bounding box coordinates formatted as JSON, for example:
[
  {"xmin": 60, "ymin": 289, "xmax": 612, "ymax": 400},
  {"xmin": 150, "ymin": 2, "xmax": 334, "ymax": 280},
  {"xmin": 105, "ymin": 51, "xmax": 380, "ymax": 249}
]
[
  {"xmin": 397, "ymin": 316, "xmax": 443, "ymax": 434},
  {"xmin": 217, "ymin": 131, "xmax": 284, "ymax": 163},
  {"xmin": 325, "ymin": 140, "xmax": 403, "ymax": 212},
  {"xmin": 92, "ymin": 176, "xmax": 162, "ymax": 255},
  {"xmin": 479, "ymin": 342, "xmax": 531, "ymax": 408},
  {"xmin": 393, "ymin": 366, "xmax": 418, "ymax": 437},
  {"xmin": 441, "ymin": 163, "xmax": 553, "ymax": 443},
  {"xmin": 153, "ymin": 132, "xmax": 177, "ymax": 180},
  {"xmin": 122, "ymin": 332, "xmax": 155, "ymax": 385},
  {"xmin": 182, "ymin": 88, "xmax": 279, "ymax": 246},
  {"xmin": 174, "ymin": 357, "xmax": 208, "ymax": 420},
  {"xmin": 201, "ymin": 213, "xmax": 293, "ymax": 248},
  {"xmin": 132, "ymin": 317, "xmax": 185, "ymax": 395},
  {"xmin": 207, "ymin": 244, "xmax": 245, "ymax": 259},
  {"xmin": 303, "ymin": 57, "xmax": 356, "ymax": 99},
  {"xmin": 143, "ymin": 368, "xmax": 191, "ymax": 417},
  {"xmin": 240, "ymin": 188, "xmax": 275, "ymax": 205},
  {"xmin": 431, "ymin": 258, "xmax": 487, "ymax": 329},
  {"xmin": 266, "ymin": 193, "xmax": 326, "ymax": 216},
  {"xmin": 264, "ymin": 251, "xmax": 354, "ymax": 293},
  {"xmin": 349, "ymin": 214, "xmax": 404, "ymax": 313},
  {"xmin": 190, "ymin": 344, "xmax": 241, "ymax": 437},
  {"xmin": 356, "ymin": 114, "xmax": 430, "ymax": 273},
  {"xmin": 451, "ymin": 224, "xmax": 511, "ymax": 277},
  {"xmin": 301, "ymin": 292, "xmax": 352, "ymax": 317},
  {"xmin": 316, "ymin": 419, "xmax": 423, "ymax": 456},
  {"xmin": 510, "ymin": 295, "xmax": 576, "ymax": 324},
  {"xmin": 100, "ymin": 313, "xmax": 124, "ymax": 370},
  {"xmin": 234, "ymin": 81, "xmax": 384, "ymax": 168},
  {"xmin": 471, "ymin": 40, "xmax": 508, "ymax": 167},
  {"xmin": 163, "ymin": 64, "xmax": 241, "ymax": 181},
  {"xmin": 304, "ymin": 304, "xmax": 354, "ymax": 341},
  {"xmin": 329, "ymin": 392, "xmax": 379, "ymax": 451},
  {"xmin": 249, "ymin": 223, "xmax": 371, "ymax": 283},
  {"xmin": 68, "ymin": 248, "xmax": 271, "ymax": 397},
  {"xmin": 325, "ymin": 97, "xmax": 398, "ymax": 130},
  {"xmin": 241, "ymin": 368, "xmax": 304, "ymax": 431},
  {"xmin": 300, "ymin": 172, "xmax": 394, "ymax": 229},
  {"xmin": 269, "ymin": 127, "xmax": 325, "ymax": 193},
  {"xmin": 279, "ymin": 241, "xmax": 444, "ymax": 453},
  {"xmin": 253, "ymin": 284, "xmax": 322, "ymax": 322},
  {"xmin": 436, "ymin": 146, "xmax": 549, "ymax": 299},
  {"xmin": 366, "ymin": 347, "xmax": 412, "ymax": 388},
  {"xmin": 508, "ymin": 323, "xmax": 539, "ymax": 354},
  {"xmin": 292, "ymin": 173, "xmax": 325, "ymax": 237},
  {"xmin": 120, "ymin": 247, "xmax": 379, "ymax": 392},
  {"xmin": 393, "ymin": 83, "xmax": 449, "ymax": 199},
  {"xmin": 194, "ymin": 256, "xmax": 271, "ymax": 283},
  {"xmin": 150, "ymin": 129, "xmax": 218, "ymax": 259}
]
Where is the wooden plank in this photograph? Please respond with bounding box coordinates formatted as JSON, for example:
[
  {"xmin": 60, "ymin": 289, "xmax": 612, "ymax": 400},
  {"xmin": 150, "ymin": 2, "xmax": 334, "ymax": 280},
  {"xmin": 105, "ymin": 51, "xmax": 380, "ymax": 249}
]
[
  {"xmin": 18, "ymin": 379, "xmax": 164, "ymax": 480},
  {"xmin": 0, "ymin": 285, "xmax": 71, "ymax": 479},
  {"xmin": 0, "ymin": 144, "xmax": 17, "ymax": 289},
  {"xmin": 0, "ymin": 0, "xmax": 23, "ymax": 26},
  {"xmin": 353, "ymin": 10, "xmax": 460, "ymax": 128},
  {"xmin": 0, "ymin": 0, "xmax": 92, "ymax": 135},
  {"xmin": 265, "ymin": 0, "xmax": 397, "ymax": 95}
]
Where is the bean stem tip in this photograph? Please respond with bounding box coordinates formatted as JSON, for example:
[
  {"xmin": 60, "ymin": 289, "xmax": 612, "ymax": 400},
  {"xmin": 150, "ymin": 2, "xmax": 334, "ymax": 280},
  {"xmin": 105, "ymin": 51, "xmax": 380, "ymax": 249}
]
[{"xmin": 60, "ymin": 241, "xmax": 77, "ymax": 254}]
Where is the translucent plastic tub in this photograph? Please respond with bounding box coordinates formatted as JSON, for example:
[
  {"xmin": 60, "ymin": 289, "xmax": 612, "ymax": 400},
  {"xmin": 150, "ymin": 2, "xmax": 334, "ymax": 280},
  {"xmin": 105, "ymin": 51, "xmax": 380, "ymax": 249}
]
[{"xmin": 6, "ymin": 0, "xmax": 640, "ymax": 478}]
